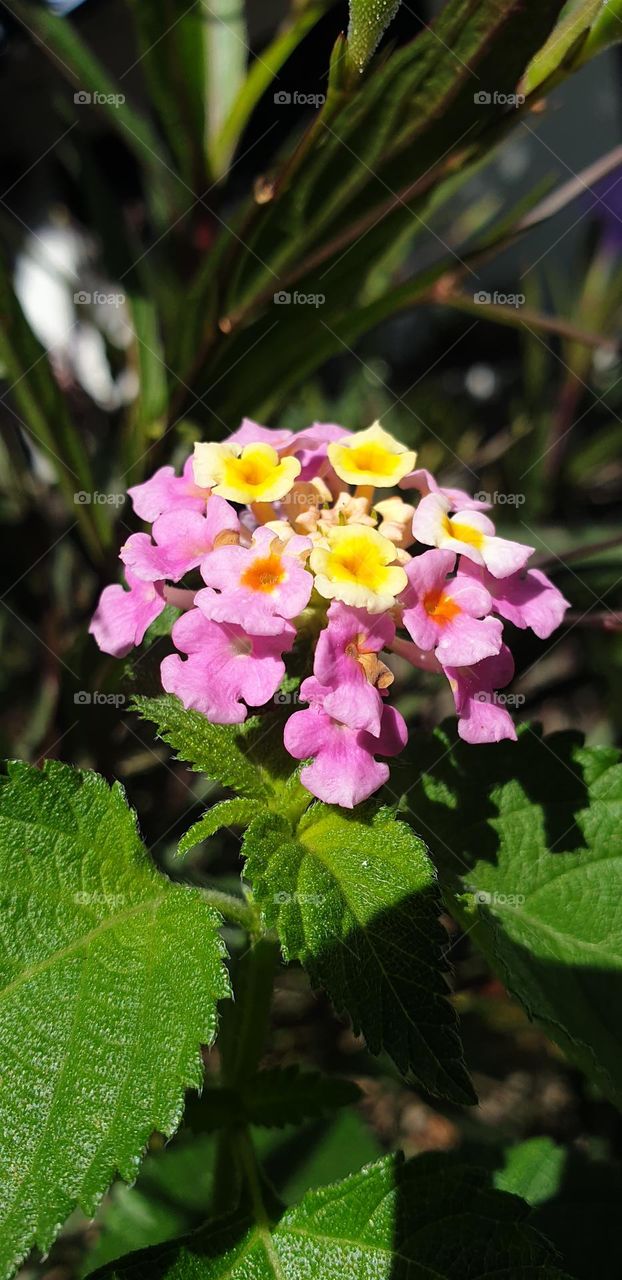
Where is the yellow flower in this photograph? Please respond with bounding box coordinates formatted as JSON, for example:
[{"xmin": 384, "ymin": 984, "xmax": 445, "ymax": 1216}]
[
  {"xmin": 327, "ymin": 422, "xmax": 416, "ymax": 488},
  {"xmin": 310, "ymin": 524, "xmax": 408, "ymax": 613},
  {"xmin": 193, "ymin": 441, "xmax": 300, "ymax": 503}
]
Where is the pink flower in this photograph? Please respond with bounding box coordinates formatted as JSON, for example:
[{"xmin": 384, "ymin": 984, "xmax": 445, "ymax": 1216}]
[
  {"xmin": 443, "ymin": 646, "xmax": 518, "ymax": 744},
  {"xmin": 460, "ymin": 562, "xmax": 569, "ymax": 640},
  {"xmin": 196, "ymin": 527, "xmax": 313, "ymax": 635},
  {"xmin": 161, "ymin": 608, "xmax": 294, "ymax": 723},
  {"xmin": 312, "ymin": 602, "xmax": 395, "ymax": 734},
  {"xmin": 400, "ymin": 467, "xmax": 490, "ymax": 511},
  {"xmin": 225, "ymin": 418, "xmax": 296, "ymax": 450},
  {"xmin": 120, "ymin": 498, "xmax": 240, "ymax": 583},
  {"xmin": 284, "ymin": 677, "xmax": 407, "ymax": 807},
  {"xmin": 401, "ymin": 549, "xmax": 502, "ymax": 666},
  {"xmin": 287, "ymin": 422, "xmax": 351, "ymax": 482},
  {"xmin": 128, "ymin": 457, "xmax": 211, "ymax": 522},
  {"xmin": 412, "ymin": 493, "xmax": 533, "ymax": 578},
  {"xmin": 89, "ymin": 569, "xmax": 165, "ymax": 657}
]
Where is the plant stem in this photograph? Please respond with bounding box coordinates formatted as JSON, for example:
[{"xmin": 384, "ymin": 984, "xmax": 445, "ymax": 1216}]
[
  {"xmin": 199, "ymin": 887, "xmax": 259, "ymax": 934},
  {"xmin": 211, "ymin": 936, "xmax": 280, "ymax": 1216}
]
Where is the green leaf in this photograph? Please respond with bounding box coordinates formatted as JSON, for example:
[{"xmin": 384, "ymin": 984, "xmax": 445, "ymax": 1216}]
[
  {"xmin": 522, "ymin": 0, "xmax": 604, "ymax": 93},
  {"xmin": 579, "ymin": 0, "xmax": 622, "ymax": 62},
  {"xmin": 243, "ymin": 805, "xmax": 474, "ymax": 1104},
  {"xmin": 86, "ymin": 1152, "xmax": 569, "ymax": 1278},
  {"xmin": 398, "ymin": 724, "xmax": 622, "ymax": 1109},
  {"xmin": 178, "ymin": 798, "xmax": 258, "ymax": 858},
  {"xmin": 131, "ymin": 694, "xmax": 268, "ymax": 798},
  {"xmin": 83, "ymin": 1111, "xmax": 381, "ymax": 1276},
  {"xmin": 186, "ymin": 1067, "xmax": 360, "ymax": 1132},
  {"xmin": 493, "ymin": 1138, "xmax": 622, "ymax": 1279},
  {"xmin": 244, "ymin": 1066, "xmax": 360, "ymax": 1128},
  {"xmin": 347, "ymin": 0, "xmax": 402, "ymax": 72},
  {"xmin": 0, "ymin": 759, "xmax": 230, "ymax": 1278},
  {"xmin": 11, "ymin": 0, "xmax": 185, "ymax": 226}
]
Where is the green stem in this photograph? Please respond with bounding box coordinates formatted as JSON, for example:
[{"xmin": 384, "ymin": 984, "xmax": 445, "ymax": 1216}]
[
  {"xmin": 211, "ymin": 936, "xmax": 279, "ymax": 1215},
  {"xmin": 199, "ymin": 887, "xmax": 259, "ymax": 934}
]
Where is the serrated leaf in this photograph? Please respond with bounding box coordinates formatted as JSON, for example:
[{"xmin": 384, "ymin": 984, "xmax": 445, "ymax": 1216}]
[
  {"xmin": 242, "ymin": 805, "xmax": 474, "ymax": 1104},
  {"xmin": 397, "ymin": 724, "xmax": 622, "ymax": 1109},
  {"xmin": 186, "ymin": 1068, "xmax": 360, "ymax": 1132},
  {"xmin": 131, "ymin": 694, "xmax": 268, "ymax": 798},
  {"xmin": 87, "ymin": 1152, "xmax": 569, "ymax": 1278},
  {"xmin": 0, "ymin": 759, "xmax": 230, "ymax": 1278},
  {"xmin": 347, "ymin": 0, "xmax": 402, "ymax": 72},
  {"xmin": 245, "ymin": 1066, "xmax": 360, "ymax": 1128},
  {"xmin": 178, "ymin": 799, "xmax": 258, "ymax": 858}
]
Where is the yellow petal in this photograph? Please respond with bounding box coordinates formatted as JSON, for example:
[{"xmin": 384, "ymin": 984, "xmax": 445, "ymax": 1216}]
[
  {"xmin": 328, "ymin": 422, "xmax": 416, "ymax": 487},
  {"xmin": 193, "ymin": 442, "xmax": 300, "ymax": 503},
  {"xmin": 310, "ymin": 524, "xmax": 407, "ymax": 613}
]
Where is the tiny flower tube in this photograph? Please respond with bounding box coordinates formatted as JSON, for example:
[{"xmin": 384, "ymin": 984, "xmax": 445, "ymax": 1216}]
[
  {"xmin": 312, "ymin": 601, "xmax": 395, "ymax": 734},
  {"xmin": 328, "ymin": 422, "xmax": 417, "ymax": 489},
  {"xmin": 412, "ymin": 493, "xmax": 533, "ymax": 578},
  {"xmin": 374, "ymin": 496, "xmax": 417, "ymax": 549},
  {"xmin": 310, "ymin": 523, "xmax": 408, "ymax": 613},
  {"xmin": 459, "ymin": 561, "xmax": 570, "ymax": 640},
  {"xmin": 443, "ymin": 646, "xmax": 517, "ymax": 744},
  {"xmin": 401, "ymin": 548, "xmax": 503, "ymax": 666},
  {"xmin": 193, "ymin": 440, "xmax": 301, "ymax": 504},
  {"xmin": 284, "ymin": 677, "xmax": 407, "ymax": 808},
  {"xmin": 120, "ymin": 499, "xmax": 240, "ymax": 583},
  {"xmin": 89, "ymin": 570, "xmax": 165, "ymax": 657},
  {"xmin": 196, "ymin": 527, "xmax": 313, "ymax": 635},
  {"xmin": 127, "ymin": 456, "xmax": 211, "ymax": 523},
  {"xmin": 161, "ymin": 608, "xmax": 295, "ymax": 723}
]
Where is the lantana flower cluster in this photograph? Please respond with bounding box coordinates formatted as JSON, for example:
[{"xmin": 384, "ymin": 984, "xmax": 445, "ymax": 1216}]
[{"xmin": 91, "ymin": 420, "xmax": 569, "ymax": 808}]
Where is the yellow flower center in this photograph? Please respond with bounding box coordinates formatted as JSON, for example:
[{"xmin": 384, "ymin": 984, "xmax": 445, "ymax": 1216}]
[
  {"xmin": 310, "ymin": 525, "xmax": 408, "ymax": 612},
  {"xmin": 444, "ymin": 516, "xmax": 485, "ymax": 550},
  {"xmin": 193, "ymin": 441, "xmax": 300, "ymax": 503}
]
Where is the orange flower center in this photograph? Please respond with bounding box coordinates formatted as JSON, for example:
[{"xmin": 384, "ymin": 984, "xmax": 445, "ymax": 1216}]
[
  {"xmin": 241, "ymin": 552, "xmax": 286, "ymax": 593},
  {"xmin": 423, "ymin": 588, "xmax": 460, "ymax": 627}
]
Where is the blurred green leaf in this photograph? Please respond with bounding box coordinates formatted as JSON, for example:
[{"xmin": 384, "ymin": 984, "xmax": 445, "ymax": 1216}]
[
  {"xmin": 11, "ymin": 0, "xmax": 186, "ymax": 226},
  {"xmin": 522, "ymin": 0, "xmax": 603, "ymax": 93},
  {"xmin": 0, "ymin": 249, "xmax": 107, "ymax": 556}
]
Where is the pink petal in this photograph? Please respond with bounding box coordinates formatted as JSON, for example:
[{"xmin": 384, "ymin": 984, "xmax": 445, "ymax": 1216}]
[
  {"xmin": 444, "ymin": 646, "xmax": 517, "ymax": 744},
  {"xmin": 89, "ymin": 571, "xmax": 165, "ymax": 657},
  {"xmin": 434, "ymin": 614, "xmax": 503, "ymax": 666},
  {"xmin": 162, "ymin": 610, "xmax": 294, "ymax": 722}
]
